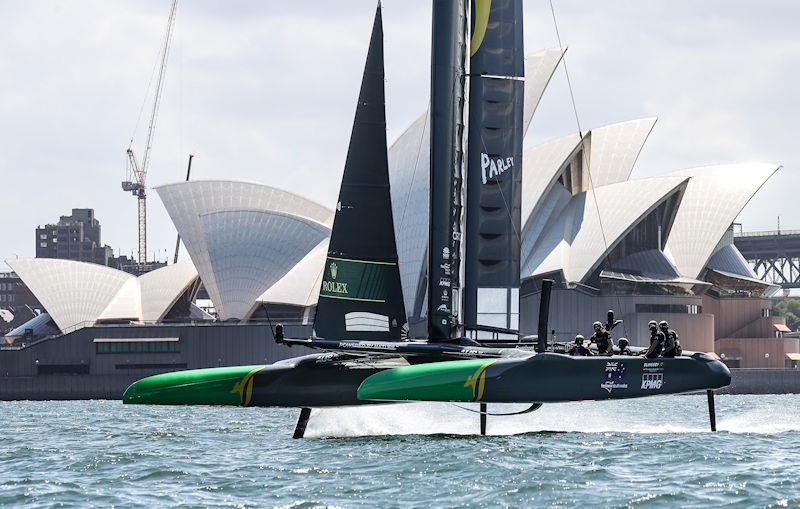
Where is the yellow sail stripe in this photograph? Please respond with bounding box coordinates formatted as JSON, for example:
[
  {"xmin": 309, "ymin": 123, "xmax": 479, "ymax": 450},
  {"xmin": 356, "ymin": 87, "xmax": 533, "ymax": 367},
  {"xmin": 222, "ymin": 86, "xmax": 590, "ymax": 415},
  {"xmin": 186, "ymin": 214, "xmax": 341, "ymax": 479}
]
[
  {"xmin": 326, "ymin": 256, "xmax": 397, "ymax": 267},
  {"xmin": 470, "ymin": 0, "xmax": 492, "ymax": 57}
]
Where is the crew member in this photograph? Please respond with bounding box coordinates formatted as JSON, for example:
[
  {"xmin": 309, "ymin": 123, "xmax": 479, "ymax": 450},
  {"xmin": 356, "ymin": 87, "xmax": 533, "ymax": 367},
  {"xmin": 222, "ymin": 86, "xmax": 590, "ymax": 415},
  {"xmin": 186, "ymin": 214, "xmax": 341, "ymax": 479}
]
[
  {"xmin": 660, "ymin": 320, "xmax": 682, "ymax": 358},
  {"xmin": 568, "ymin": 335, "xmax": 593, "ymax": 356},
  {"xmin": 641, "ymin": 320, "xmax": 665, "ymax": 359},
  {"xmin": 617, "ymin": 337, "xmax": 633, "ymax": 355},
  {"xmin": 589, "ymin": 321, "xmax": 614, "ymax": 356}
]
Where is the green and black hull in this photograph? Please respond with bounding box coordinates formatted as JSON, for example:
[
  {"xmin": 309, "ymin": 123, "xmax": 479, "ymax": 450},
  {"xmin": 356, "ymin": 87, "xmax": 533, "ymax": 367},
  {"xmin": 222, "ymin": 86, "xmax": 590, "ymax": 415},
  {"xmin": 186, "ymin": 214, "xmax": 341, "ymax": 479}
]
[
  {"xmin": 123, "ymin": 351, "xmax": 730, "ymax": 407},
  {"xmin": 357, "ymin": 352, "xmax": 731, "ymax": 403},
  {"xmin": 122, "ymin": 354, "xmax": 397, "ymax": 407}
]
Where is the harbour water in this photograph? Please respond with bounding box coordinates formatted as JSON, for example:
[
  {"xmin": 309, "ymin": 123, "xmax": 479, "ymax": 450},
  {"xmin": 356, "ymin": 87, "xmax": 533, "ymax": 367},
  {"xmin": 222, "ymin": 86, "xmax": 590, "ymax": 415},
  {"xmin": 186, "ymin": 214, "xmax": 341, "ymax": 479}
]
[{"xmin": 2, "ymin": 395, "xmax": 799, "ymax": 507}]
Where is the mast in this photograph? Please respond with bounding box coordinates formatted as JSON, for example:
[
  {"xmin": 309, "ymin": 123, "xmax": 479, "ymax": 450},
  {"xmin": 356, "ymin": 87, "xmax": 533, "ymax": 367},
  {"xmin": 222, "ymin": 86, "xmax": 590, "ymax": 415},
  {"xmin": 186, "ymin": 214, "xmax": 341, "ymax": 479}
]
[
  {"xmin": 463, "ymin": 0, "xmax": 525, "ymax": 339},
  {"xmin": 428, "ymin": 0, "xmax": 470, "ymax": 341},
  {"xmin": 313, "ymin": 4, "xmax": 407, "ymax": 341}
]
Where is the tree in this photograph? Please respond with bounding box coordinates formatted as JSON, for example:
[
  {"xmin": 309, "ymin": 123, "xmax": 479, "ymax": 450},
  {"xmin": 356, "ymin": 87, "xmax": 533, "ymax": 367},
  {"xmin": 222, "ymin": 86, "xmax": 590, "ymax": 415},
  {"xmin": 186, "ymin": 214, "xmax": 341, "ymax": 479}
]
[{"xmin": 774, "ymin": 298, "xmax": 800, "ymax": 331}]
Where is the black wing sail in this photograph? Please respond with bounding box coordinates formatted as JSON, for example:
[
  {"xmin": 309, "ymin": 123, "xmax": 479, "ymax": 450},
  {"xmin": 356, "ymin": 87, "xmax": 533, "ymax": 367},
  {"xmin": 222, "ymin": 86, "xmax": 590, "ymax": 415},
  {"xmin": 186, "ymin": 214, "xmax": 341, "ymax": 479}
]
[
  {"xmin": 463, "ymin": 0, "xmax": 525, "ymax": 337},
  {"xmin": 314, "ymin": 4, "xmax": 407, "ymax": 341}
]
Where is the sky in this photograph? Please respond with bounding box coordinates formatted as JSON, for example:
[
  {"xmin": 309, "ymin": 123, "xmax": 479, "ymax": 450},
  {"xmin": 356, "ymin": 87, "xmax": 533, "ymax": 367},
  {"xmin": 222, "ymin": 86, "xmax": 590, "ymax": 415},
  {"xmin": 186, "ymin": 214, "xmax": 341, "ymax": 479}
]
[{"xmin": 1, "ymin": 0, "xmax": 798, "ymax": 264}]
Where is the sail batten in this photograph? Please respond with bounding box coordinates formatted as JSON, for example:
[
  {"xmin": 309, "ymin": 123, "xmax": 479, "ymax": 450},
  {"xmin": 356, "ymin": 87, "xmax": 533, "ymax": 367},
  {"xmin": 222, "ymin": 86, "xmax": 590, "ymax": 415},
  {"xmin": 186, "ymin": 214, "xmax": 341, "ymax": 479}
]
[{"xmin": 314, "ymin": 4, "xmax": 407, "ymax": 341}]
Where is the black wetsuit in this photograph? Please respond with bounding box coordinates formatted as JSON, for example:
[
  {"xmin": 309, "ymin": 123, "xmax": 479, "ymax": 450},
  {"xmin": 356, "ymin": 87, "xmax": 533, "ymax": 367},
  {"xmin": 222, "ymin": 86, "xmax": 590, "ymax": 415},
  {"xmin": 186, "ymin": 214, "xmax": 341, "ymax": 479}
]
[
  {"xmin": 662, "ymin": 329, "xmax": 682, "ymax": 358},
  {"xmin": 642, "ymin": 330, "xmax": 665, "ymax": 359},
  {"xmin": 591, "ymin": 329, "xmax": 614, "ymax": 356},
  {"xmin": 568, "ymin": 344, "xmax": 594, "ymax": 356}
]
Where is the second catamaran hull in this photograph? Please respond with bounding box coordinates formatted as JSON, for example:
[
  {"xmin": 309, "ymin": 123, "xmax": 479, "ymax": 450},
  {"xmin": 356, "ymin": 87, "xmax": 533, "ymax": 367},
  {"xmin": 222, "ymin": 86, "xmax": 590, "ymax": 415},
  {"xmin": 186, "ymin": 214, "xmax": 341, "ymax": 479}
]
[{"xmin": 356, "ymin": 352, "xmax": 731, "ymax": 403}]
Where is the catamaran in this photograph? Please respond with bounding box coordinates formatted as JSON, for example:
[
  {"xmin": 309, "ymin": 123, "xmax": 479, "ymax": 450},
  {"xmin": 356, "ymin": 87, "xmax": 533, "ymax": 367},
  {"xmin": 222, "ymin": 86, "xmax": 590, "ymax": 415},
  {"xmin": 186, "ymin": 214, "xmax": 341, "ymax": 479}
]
[{"xmin": 123, "ymin": 1, "xmax": 731, "ymax": 437}]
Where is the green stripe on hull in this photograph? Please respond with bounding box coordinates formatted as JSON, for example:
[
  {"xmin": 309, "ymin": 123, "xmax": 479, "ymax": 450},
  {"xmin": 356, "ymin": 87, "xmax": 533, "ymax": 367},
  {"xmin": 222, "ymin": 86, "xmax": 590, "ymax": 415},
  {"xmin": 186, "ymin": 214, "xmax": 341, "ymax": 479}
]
[
  {"xmin": 357, "ymin": 359, "xmax": 497, "ymax": 402},
  {"xmin": 122, "ymin": 365, "xmax": 265, "ymax": 405}
]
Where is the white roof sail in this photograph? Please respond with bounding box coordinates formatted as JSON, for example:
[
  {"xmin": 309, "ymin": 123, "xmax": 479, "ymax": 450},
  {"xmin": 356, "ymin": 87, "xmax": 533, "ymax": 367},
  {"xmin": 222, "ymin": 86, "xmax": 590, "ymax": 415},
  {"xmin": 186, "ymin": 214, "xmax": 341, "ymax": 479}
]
[
  {"xmin": 521, "ymin": 131, "xmax": 582, "ymax": 229},
  {"xmin": 665, "ymin": 163, "xmax": 781, "ymax": 278},
  {"xmin": 523, "ymin": 47, "xmax": 567, "ymax": 135},
  {"xmin": 585, "ymin": 117, "xmax": 657, "ymax": 187},
  {"xmin": 525, "ymin": 176, "xmax": 689, "ymax": 282},
  {"xmin": 200, "ymin": 209, "xmax": 329, "ymax": 320},
  {"xmin": 6, "ymin": 259, "xmax": 132, "ymax": 331},
  {"xmin": 137, "ymin": 260, "xmax": 199, "ymax": 321},
  {"xmin": 521, "ymin": 117, "xmax": 658, "ymax": 243},
  {"xmin": 7, "ymin": 259, "xmax": 201, "ymax": 331},
  {"xmin": 99, "ymin": 277, "xmax": 141, "ymax": 322},
  {"xmin": 255, "ymin": 239, "xmax": 329, "ymax": 310},
  {"xmin": 156, "ymin": 180, "xmax": 333, "ymax": 319}
]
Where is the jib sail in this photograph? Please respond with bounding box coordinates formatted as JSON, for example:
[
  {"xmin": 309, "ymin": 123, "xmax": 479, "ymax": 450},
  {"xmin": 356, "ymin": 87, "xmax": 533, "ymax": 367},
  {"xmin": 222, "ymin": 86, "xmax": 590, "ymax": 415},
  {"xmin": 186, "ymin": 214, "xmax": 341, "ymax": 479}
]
[{"xmin": 313, "ymin": 4, "xmax": 407, "ymax": 341}]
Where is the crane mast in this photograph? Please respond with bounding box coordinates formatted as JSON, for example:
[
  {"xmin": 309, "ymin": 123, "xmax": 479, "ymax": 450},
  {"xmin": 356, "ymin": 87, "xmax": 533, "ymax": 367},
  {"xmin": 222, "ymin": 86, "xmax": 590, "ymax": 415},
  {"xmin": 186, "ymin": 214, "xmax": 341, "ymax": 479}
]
[{"xmin": 123, "ymin": 0, "xmax": 178, "ymax": 265}]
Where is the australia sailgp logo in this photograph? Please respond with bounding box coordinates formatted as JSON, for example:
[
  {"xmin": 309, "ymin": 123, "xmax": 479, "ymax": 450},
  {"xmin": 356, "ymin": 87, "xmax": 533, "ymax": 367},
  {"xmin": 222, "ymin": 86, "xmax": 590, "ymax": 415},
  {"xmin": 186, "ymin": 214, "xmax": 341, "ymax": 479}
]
[{"xmin": 481, "ymin": 153, "xmax": 514, "ymax": 184}]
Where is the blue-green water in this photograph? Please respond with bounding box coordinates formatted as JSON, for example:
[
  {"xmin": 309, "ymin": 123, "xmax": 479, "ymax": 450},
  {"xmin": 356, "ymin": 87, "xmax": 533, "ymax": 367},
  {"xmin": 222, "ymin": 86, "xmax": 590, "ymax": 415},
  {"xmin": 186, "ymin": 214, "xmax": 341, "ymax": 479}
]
[{"xmin": 2, "ymin": 395, "xmax": 799, "ymax": 508}]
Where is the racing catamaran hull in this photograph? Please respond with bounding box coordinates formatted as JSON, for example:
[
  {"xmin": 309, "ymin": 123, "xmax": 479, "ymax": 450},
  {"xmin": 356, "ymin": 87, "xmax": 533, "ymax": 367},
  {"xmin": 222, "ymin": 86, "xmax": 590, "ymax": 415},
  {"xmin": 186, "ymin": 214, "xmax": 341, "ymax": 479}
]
[
  {"xmin": 122, "ymin": 354, "xmax": 393, "ymax": 407},
  {"xmin": 356, "ymin": 353, "xmax": 731, "ymax": 403},
  {"xmin": 123, "ymin": 351, "xmax": 730, "ymax": 407}
]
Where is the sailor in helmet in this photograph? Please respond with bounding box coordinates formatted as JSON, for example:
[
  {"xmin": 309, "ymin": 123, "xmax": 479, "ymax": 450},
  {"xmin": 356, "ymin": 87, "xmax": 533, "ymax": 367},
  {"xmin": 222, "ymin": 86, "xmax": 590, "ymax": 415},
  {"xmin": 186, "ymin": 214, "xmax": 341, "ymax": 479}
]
[
  {"xmin": 660, "ymin": 320, "xmax": 682, "ymax": 358},
  {"xmin": 568, "ymin": 334, "xmax": 593, "ymax": 356},
  {"xmin": 617, "ymin": 337, "xmax": 633, "ymax": 355},
  {"xmin": 589, "ymin": 320, "xmax": 614, "ymax": 356},
  {"xmin": 641, "ymin": 320, "xmax": 665, "ymax": 359}
]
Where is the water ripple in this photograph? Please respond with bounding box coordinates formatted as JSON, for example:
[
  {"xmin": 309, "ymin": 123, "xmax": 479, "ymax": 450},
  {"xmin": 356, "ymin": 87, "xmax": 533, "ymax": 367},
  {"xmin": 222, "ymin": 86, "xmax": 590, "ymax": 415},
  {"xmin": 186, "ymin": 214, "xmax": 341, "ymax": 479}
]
[{"xmin": 1, "ymin": 395, "xmax": 800, "ymax": 507}]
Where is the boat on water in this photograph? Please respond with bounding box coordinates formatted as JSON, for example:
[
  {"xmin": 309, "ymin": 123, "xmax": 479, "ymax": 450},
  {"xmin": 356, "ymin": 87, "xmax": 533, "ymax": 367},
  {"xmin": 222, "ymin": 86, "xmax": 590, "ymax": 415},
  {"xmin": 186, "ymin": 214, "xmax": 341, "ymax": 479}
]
[{"xmin": 124, "ymin": 1, "xmax": 730, "ymax": 436}]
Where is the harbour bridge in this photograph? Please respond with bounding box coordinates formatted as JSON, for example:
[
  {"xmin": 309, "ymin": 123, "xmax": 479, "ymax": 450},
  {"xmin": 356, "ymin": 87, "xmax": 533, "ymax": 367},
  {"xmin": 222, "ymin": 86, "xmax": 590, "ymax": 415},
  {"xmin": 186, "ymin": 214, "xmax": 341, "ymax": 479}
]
[{"xmin": 733, "ymin": 227, "xmax": 800, "ymax": 289}]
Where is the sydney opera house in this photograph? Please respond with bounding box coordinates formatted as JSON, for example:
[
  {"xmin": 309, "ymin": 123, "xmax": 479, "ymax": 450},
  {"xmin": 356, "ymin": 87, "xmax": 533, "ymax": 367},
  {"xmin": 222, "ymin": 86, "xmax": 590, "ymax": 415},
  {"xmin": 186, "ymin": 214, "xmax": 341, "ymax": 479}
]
[{"xmin": 2, "ymin": 47, "xmax": 794, "ymax": 398}]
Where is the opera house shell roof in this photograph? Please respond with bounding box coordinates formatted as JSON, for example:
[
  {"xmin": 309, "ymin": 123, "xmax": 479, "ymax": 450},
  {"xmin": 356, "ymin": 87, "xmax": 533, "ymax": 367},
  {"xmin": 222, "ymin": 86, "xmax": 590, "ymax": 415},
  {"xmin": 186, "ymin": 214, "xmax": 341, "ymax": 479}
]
[
  {"xmin": 5, "ymin": 46, "xmax": 781, "ymax": 336},
  {"xmin": 5, "ymin": 259, "xmax": 200, "ymax": 332},
  {"xmin": 155, "ymin": 180, "xmax": 333, "ymax": 321}
]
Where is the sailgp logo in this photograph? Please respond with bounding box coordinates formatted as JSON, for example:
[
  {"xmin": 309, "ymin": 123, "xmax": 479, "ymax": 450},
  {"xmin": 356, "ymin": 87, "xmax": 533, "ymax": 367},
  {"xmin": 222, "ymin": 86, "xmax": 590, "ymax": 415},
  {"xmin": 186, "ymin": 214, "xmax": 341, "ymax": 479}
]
[
  {"xmin": 481, "ymin": 153, "xmax": 514, "ymax": 184},
  {"xmin": 600, "ymin": 361, "xmax": 628, "ymax": 393}
]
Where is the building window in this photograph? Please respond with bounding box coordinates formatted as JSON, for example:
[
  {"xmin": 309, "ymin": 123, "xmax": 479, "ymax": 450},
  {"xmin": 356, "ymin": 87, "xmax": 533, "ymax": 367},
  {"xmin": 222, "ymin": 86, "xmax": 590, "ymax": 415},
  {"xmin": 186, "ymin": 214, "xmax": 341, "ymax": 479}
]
[
  {"xmin": 95, "ymin": 341, "xmax": 180, "ymax": 354},
  {"xmin": 762, "ymin": 308, "xmax": 771, "ymax": 317},
  {"xmin": 40, "ymin": 242, "xmax": 47, "ymax": 248},
  {"xmin": 39, "ymin": 234, "xmax": 47, "ymax": 239},
  {"xmin": 635, "ymin": 303, "xmax": 702, "ymax": 314}
]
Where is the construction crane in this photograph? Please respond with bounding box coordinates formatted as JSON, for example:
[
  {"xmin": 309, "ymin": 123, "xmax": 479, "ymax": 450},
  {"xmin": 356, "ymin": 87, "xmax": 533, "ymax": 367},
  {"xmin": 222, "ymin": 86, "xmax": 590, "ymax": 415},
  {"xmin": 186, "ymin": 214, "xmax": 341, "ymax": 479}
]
[{"xmin": 123, "ymin": 0, "xmax": 178, "ymax": 265}]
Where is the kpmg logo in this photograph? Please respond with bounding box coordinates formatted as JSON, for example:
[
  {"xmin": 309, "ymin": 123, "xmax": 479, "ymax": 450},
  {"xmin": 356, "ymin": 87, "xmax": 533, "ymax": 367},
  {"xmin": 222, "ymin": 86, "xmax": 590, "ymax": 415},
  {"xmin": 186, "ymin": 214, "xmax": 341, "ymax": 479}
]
[{"xmin": 480, "ymin": 153, "xmax": 514, "ymax": 184}]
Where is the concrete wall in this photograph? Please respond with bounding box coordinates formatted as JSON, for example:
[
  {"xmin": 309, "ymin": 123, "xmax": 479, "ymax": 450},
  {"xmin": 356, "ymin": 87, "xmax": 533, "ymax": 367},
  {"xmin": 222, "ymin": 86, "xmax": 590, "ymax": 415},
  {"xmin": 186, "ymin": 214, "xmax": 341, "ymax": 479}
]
[
  {"xmin": 0, "ymin": 322, "xmax": 314, "ymax": 400},
  {"xmin": 716, "ymin": 337, "xmax": 800, "ymax": 369},
  {"xmin": 702, "ymin": 295, "xmax": 773, "ymax": 339},
  {"xmin": 723, "ymin": 369, "xmax": 800, "ymax": 394}
]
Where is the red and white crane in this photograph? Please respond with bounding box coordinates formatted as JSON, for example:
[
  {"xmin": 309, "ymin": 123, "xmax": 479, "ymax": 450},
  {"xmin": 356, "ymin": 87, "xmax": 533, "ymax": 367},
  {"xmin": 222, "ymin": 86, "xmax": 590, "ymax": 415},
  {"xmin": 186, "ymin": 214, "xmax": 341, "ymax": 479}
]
[{"xmin": 123, "ymin": 0, "xmax": 178, "ymax": 265}]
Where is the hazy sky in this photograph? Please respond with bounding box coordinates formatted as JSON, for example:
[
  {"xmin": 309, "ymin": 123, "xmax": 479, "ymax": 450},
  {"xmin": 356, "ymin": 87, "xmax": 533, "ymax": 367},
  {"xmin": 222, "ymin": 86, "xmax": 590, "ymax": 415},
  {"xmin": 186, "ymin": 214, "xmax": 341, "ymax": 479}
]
[{"xmin": 1, "ymin": 0, "xmax": 798, "ymax": 264}]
